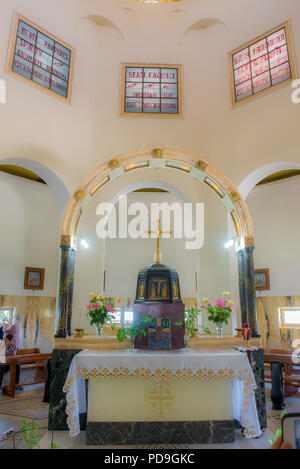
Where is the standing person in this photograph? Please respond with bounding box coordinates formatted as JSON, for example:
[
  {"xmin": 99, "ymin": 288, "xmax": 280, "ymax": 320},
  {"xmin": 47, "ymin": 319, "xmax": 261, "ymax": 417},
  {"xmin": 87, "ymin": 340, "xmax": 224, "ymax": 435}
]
[{"xmin": 0, "ymin": 334, "xmax": 23, "ymax": 394}]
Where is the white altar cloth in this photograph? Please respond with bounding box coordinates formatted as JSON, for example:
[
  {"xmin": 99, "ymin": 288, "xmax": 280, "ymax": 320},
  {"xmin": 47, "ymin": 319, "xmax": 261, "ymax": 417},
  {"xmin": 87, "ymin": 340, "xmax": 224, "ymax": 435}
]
[{"xmin": 63, "ymin": 348, "xmax": 262, "ymax": 439}]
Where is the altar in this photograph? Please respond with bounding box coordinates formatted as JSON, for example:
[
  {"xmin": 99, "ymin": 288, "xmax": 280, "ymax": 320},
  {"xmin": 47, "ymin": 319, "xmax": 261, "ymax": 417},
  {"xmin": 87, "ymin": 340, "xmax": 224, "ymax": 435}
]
[
  {"xmin": 54, "ymin": 220, "xmax": 265, "ymax": 445},
  {"xmin": 63, "ymin": 348, "xmax": 262, "ymax": 445}
]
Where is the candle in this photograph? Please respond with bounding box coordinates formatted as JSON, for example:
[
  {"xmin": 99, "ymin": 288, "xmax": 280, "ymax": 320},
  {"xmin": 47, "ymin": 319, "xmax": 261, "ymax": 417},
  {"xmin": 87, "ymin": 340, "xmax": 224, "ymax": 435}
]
[
  {"xmin": 236, "ymin": 306, "xmax": 242, "ymax": 329},
  {"xmin": 78, "ymin": 307, "xmax": 83, "ymax": 330},
  {"xmin": 242, "ymin": 323, "xmax": 251, "ymax": 341}
]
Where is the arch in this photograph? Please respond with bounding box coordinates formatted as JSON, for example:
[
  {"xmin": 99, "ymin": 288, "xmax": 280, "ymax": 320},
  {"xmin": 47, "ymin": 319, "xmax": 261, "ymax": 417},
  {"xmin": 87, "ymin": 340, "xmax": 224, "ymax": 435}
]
[
  {"xmin": 57, "ymin": 147, "xmax": 260, "ymax": 339},
  {"xmin": 60, "ymin": 147, "xmax": 254, "ymax": 251},
  {"xmin": 81, "ymin": 15, "xmax": 124, "ymax": 43},
  {"xmin": 238, "ymin": 161, "xmax": 300, "ymax": 200},
  {"xmin": 180, "ymin": 18, "xmax": 228, "ymax": 45},
  {"xmin": 0, "ymin": 157, "xmax": 70, "ymax": 212}
]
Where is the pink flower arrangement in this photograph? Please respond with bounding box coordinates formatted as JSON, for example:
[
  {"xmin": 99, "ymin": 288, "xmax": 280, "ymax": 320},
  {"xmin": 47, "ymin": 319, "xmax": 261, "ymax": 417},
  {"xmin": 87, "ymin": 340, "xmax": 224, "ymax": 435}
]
[
  {"xmin": 85, "ymin": 294, "xmax": 119, "ymax": 330},
  {"xmin": 200, "ymin": 293, "xmax": 233, "ymax": 327}
]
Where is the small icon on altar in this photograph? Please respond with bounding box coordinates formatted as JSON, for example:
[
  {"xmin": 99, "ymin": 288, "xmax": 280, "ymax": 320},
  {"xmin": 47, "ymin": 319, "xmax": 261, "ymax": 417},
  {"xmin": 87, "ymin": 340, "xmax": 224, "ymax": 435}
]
[
  {"xmin": 138, "ymin": 279, "xmax": 145, "ymax": 300},
  {"xmin": 148, "ymin": 317, "xmax": 171, "ymax": 349}
]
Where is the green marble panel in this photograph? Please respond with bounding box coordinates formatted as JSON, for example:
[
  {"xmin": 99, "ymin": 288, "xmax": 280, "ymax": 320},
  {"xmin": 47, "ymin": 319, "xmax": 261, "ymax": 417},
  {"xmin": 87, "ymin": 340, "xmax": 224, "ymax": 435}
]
[{"xmin": 48, "ymin": 349, "xmax": 83, "ymax": 431}]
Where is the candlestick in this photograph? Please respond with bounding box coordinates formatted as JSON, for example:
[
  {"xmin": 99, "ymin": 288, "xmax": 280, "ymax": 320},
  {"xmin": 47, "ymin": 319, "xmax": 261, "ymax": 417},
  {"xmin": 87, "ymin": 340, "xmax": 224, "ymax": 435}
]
[
  {"xmin": 74, "ymin": 328, "xmax": 84, "ymax": 338},
  {"xmin": 242, "ymin": 323, "xmax": 251, "ymax": 348}
]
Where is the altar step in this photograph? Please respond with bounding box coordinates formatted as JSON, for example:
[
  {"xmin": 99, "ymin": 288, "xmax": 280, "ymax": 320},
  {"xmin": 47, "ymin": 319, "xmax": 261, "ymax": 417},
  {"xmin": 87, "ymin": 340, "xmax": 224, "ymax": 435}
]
[{"xmin": 39, "ymin": 428, "xmax": 274, "ymax": 449}]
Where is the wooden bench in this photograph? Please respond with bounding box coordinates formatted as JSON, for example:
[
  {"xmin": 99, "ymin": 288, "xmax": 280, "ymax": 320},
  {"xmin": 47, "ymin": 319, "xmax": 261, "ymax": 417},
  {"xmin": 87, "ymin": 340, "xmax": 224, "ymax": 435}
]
[
  {"xmin": 17, "ymin": 348, "xmax": 48, "ymax": 381},
  {"xmin": 264, "ymin": 349, "xmax": 300, "ymax": 397},
  {"xmin": 0, "ymin": 348, "xmax": 52, "ymax": 398}
]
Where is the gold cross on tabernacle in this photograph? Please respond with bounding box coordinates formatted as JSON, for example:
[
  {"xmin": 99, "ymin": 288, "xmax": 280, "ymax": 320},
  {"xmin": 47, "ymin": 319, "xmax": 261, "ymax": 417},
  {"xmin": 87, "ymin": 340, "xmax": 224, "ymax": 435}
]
[{"xmin": 147, "ymin": 219, "xmax": 172, "ymax": 264}]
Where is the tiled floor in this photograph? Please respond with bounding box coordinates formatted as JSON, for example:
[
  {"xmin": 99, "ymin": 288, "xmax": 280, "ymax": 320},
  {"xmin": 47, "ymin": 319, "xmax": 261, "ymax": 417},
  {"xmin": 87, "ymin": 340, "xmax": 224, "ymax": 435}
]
[
  {"xmin": 0, "ymin": 384, "xmax": 44, "ymax": 403},
  {"xmin": 0, "ymin": 384, "xmax": 47, "ymax": 448}
]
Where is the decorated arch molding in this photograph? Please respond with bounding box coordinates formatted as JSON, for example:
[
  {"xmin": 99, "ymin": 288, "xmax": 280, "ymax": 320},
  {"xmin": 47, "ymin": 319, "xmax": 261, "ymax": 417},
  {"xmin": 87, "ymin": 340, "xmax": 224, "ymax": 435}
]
[
  {"xmin": 56, "ymin": 147, "xmax": 259, "ymax": 338},
  {"xmin": 61, "ymin": 147, "xmax": 254, "ymax": 251}
]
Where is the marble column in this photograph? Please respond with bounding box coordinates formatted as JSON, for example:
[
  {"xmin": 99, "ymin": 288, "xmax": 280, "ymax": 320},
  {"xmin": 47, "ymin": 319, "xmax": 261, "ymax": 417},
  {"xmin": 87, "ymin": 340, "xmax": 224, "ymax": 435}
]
[
  {"xmin": 237, "ymin": 250, "xmax": 247, "ymax": 324},
  {"xmin": 237, "ymin": 246, "xmax": 259, "ymax": 337},
  {"xmin": 55, "ymin": 238, "xmax": 75, "ymax": 338}
]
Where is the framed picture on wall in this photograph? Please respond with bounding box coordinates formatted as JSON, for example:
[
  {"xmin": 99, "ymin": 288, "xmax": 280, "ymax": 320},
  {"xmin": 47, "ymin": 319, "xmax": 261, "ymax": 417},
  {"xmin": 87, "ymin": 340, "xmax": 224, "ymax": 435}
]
[
  {"xmin": 24, "ymin": 267, "xmax": 45, "ymax": 290},
  {"xmin": 254, "ymin": 268, "xmax": 270, "ymax": 291}
]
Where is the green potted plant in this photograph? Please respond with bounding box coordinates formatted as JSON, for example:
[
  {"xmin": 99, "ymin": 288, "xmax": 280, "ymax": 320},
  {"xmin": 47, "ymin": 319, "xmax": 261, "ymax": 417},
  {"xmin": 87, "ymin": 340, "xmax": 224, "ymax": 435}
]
[
  {"xmin": 16, "ymin": 419, "xmax": 57, "ymax": 449},
  {"xmin": 180, "ymin": 308, "xmax": 211, "ymax": 346},
  {"xmin": 115, "ymin": 314, "xmax": 154, "ymax": 349},
  {"xmin": 200, "ymin": 292, "xmax": 233, "ymax": 338},
  {"xmin": 85, "ymin": 294, "xmax": 119, "ymax": 338}
]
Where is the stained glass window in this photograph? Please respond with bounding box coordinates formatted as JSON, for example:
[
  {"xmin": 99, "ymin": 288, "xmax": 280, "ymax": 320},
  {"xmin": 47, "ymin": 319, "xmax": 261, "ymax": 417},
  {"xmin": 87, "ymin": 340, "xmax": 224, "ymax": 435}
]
[
  {"xmin": 230, "ymin": 22, "xmax": 295, "ymax": 104},
  {"xmin": 7, "ymin": 13, "xmax": 74, "ymax": 102},
  {"xmin": 122, "ymin": 64, "xmax": 181, "ymax": 116}
]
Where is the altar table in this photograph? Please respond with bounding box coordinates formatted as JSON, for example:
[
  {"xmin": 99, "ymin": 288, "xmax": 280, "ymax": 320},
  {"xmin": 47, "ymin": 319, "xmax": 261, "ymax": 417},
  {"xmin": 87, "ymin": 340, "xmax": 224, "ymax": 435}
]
[{"xmin": 63, "ymin": 349, "xmax": 262, "ymax": 444}]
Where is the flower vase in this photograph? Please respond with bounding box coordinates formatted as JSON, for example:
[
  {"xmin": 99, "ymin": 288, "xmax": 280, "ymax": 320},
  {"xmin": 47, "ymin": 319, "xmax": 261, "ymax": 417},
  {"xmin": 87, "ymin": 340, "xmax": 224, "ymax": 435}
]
[
  {"xmin": 216, "ymin": 323, "xmax": 224, "ymax": 338},
  {"xmin": 184, "ymin": 335, "xmax": 190, "ymax": 348},
  {"xmin": 96, "ymin": 324, "xmax": 104, "ymax": 338},
  {"xmin": 130, "ymin": 337, "xmax": 135, "ymax": 350}
]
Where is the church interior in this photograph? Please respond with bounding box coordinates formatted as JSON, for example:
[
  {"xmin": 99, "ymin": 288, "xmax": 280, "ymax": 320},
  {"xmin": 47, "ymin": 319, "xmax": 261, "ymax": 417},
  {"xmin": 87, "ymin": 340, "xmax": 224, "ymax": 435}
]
[{"xmin": 0, "ymin": 0, "xmax": 300, "ymax": 452}]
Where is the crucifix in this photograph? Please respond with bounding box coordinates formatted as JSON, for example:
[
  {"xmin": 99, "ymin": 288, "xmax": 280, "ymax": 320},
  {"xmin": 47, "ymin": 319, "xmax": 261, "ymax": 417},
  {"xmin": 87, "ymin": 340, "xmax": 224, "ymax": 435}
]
[{"xmin": 147, "ymin": 219, "xmax": 172, "ymax": 264}]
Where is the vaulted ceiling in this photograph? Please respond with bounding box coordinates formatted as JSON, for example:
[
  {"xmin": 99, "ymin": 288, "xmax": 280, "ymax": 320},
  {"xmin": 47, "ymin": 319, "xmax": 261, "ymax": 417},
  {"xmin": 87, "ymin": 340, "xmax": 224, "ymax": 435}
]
[{"xmin": 0, "ymin": 0, "xmax": 299, "ymax": 194}]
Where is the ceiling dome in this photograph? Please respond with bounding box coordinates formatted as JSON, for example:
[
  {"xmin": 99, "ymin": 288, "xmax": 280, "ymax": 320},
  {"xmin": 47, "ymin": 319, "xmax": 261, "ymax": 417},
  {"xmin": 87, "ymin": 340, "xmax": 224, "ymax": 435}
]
[{"xmin": 135, "ymin": 0, "xmax": 182, "ymax": 4}]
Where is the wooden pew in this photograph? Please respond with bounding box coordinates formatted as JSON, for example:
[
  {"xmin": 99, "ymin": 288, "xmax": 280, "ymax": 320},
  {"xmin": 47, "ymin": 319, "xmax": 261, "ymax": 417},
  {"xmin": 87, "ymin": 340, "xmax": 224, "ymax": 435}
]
[
  {"xmin": 264, "ymin": 349, "xmax": 300, "ymax": 397},
  {"xmin": 0, "ymin": 349, "xmax": 52, "ymax": 397},
  {"xmin": 18, "ymin": 348, "xmax": 50, "ymax": 382}
]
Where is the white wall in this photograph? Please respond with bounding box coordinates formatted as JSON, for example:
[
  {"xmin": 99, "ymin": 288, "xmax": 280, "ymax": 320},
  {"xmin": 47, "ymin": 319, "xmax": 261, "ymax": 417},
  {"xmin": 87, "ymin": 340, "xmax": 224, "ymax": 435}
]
[
  {"xmin": 0, "ymin": 172, "xmax": 61, "ymax": 296},
  {"xmin": 247, "ymin": 176, "xmax": 300, "ymax": 297},
  {"xmin": 104, "ymin": 192, "xmax": 197, "ymax": 299}
]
